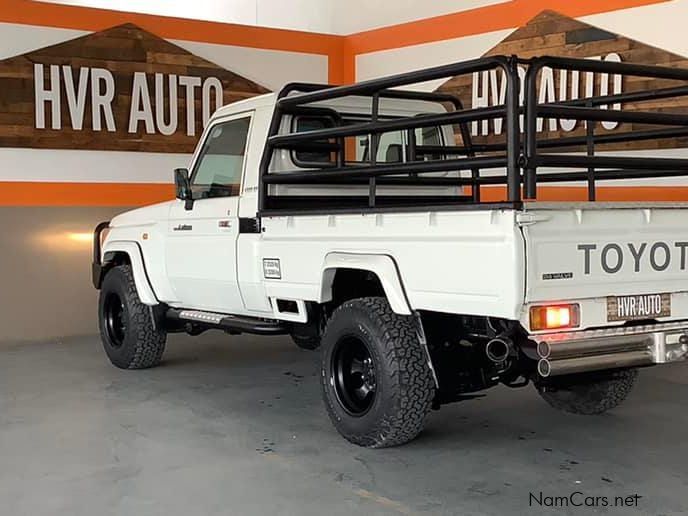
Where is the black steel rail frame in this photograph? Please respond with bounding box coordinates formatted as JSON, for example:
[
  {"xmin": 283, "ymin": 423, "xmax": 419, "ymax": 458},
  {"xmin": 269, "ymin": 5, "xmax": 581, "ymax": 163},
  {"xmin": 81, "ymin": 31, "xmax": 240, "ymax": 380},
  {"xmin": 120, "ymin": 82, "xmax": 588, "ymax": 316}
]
[
  {"xmin": 523, "ymin": 56, "xmax": 688, "ymax": 201},
  {"xmin": 257, "ymin": 54, "xmax": 688, "ymax": 215}
]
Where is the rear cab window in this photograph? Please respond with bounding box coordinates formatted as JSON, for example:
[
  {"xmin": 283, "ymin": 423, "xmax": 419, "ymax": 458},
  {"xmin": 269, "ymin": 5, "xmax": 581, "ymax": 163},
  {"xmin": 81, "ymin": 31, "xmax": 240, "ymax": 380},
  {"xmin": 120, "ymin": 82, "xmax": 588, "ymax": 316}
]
[{"xmin": 292, "ymin": 115, "xmax": 447, "ymax": 166}]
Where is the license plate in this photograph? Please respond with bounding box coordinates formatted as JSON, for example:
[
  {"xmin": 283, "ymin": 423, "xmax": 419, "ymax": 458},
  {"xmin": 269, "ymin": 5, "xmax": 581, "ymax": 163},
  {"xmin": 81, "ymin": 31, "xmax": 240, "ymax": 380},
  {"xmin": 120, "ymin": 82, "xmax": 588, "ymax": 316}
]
[{"xmin": 607, "ymin": 293, "xmax": 671, "ymax": 322}]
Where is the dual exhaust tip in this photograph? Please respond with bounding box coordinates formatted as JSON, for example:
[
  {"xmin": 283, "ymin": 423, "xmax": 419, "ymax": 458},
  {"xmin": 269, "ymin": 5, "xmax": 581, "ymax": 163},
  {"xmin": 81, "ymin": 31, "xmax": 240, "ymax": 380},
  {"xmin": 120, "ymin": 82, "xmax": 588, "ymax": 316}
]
[
  {"xmin": 485, "ymin": 336, "xmax": 513, "ymax": 364},
  {"xmin": 537, "ymin": 350, "xmax": 653, "ymax": 378},
  {"xmin": 535, "ymin": 332, "xmax": 688, "ymax": 378},
  {"xmin": 486, "ymin": 331, "xmax": 688, "ymax": 378}
]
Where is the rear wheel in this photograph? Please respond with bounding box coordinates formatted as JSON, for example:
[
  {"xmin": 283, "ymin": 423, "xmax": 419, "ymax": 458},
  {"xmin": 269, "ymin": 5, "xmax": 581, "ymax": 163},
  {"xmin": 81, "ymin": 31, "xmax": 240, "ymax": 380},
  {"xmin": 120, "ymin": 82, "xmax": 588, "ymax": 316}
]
[
  {"xmin": 536, "ymin": 368, "xmax": 638, "ymax": 415},
  {"xmin": 98, "ymin": 265, "xmax": 166, "ymax": 369},
  {"xmin": 320, "ymin": 297, "xmax": 435, "ymax": 448}
]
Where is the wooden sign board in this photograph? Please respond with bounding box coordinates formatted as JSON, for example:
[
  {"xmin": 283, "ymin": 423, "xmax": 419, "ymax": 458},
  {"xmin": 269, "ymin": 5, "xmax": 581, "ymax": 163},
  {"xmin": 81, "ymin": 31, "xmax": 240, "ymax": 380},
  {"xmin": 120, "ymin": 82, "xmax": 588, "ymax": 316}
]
[
  {"xmin": 0, "ymin": 23, "xmax": 270, "ymax": 153},
  {"xmin": 436, "ymin": 10, "xmax": 688, "ymax": 151}
]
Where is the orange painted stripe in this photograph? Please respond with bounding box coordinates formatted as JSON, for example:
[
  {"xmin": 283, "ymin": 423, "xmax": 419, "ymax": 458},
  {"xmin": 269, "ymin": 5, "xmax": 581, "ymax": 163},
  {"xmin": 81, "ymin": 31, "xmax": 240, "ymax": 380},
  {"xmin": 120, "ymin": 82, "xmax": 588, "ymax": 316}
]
[
  {"xmin": 3, "ymin": 0, "xmax": 341, "ymax": 55},
  {"xmin": 480, "ymin": 186, "xmax": 688, "ymax": 203},
  {"xmin": 2, "ymin": 183, "xmax": 688, "ymax": 207},
  {"xmin": 2, "ymin": 0, "xmax": 667, "ymax": 86},
  {"xmin": 0, "ymin": 182, "xmax": 174, "ymax": 207},
  {"xmin": 347, "ymin": 0, "xmax": 671, "ymax": 55},
  {"xmin": 341, "ymin": 39, "xmax": 356, "ymax": 85},
  {"xmin": 2, "ymin": 0, "xmax": 344, "ymax": 83}
]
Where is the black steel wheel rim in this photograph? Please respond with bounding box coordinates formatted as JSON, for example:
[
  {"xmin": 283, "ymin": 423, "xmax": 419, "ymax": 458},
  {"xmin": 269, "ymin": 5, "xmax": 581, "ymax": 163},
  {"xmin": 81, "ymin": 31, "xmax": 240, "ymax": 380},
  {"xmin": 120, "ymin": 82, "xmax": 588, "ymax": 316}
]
[
  {"xmin": 331, "ymin": 335, "xmax": 377, "ymax": 416},
  {"xmin": 103, "ymin": 292, "xmax": 126, "ymax": 348}
]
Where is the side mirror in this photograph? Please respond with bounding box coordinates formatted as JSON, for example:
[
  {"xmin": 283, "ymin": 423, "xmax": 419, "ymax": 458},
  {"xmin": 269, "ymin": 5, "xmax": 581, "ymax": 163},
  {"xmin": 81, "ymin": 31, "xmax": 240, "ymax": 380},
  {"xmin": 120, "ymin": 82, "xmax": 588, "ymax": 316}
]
[{"xmin": 174, "ymin": 168, "xmax": 193, "ymax": 210}]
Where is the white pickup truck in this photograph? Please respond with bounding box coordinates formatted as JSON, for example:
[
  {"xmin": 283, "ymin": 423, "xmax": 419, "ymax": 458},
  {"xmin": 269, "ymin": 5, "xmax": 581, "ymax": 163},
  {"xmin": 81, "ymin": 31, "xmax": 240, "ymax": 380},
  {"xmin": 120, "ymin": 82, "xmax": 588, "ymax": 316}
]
[{"xmin": 93, "ymin": 56, "xmax": 688, "ymax": 447}]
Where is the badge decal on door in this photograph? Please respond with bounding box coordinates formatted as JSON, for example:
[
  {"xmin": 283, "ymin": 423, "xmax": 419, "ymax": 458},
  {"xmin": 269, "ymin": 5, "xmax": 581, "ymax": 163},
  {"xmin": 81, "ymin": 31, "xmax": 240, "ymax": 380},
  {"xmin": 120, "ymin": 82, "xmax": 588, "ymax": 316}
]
[
  {"xmin": 263, "ymin": 258, "xmax": 281, "ymax": 279},
  {"xmin": 173, "ymin": 224, "xmax": 192, "ymax": 231}
]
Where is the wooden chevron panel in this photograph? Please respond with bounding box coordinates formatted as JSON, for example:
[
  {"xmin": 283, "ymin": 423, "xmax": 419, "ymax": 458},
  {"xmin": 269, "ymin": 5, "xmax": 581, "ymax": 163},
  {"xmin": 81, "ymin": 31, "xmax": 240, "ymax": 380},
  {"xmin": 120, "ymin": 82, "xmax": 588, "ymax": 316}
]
[{"xmin": 0, "ymin": 23, "xmax": 270, "ymax": 153}]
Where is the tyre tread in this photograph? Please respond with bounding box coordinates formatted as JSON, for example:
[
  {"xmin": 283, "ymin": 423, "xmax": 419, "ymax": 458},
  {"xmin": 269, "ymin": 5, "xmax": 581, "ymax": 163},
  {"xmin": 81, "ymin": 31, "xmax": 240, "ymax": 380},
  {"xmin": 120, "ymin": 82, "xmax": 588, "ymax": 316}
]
[
  {"xmin": 321, "ymin": 297, "xmax": 435, "ymax": 448},
  {"xmin": 99, "ymin": 265, "xmax": 166, "ymax": 369},
  {"xmin": 537, "ymin": 368, "xmax": 638, "ymax": 415}
]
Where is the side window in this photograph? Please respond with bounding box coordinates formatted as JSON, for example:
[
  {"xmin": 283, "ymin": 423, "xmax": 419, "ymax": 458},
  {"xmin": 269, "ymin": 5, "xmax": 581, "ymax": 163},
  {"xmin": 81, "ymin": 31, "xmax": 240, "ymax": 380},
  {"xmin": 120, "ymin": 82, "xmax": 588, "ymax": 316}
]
[
  {"xmin": 415, "ymin": 126, "xmax": 445, "ymax": 161},
  {"xmin": 293, "ymin": 116, "xmax": 336, "ymax": 165},
  {"xmin": 356, "ymin": 126, "xmax": 444, "ymax": 163},
  {"xmin": 416, "ymin": 126, "xmax": 443, "ymax": 146},
  {"xmin": 355, "ymin": 131, "xmax": 404, "ymax": 163},
  {"xmin": 290, "ymin": 115, "xmax": 445, "ymax": 166},
  {"xmin": 191, "ymin": 116, "xmax": 251, "ymax": 199}
]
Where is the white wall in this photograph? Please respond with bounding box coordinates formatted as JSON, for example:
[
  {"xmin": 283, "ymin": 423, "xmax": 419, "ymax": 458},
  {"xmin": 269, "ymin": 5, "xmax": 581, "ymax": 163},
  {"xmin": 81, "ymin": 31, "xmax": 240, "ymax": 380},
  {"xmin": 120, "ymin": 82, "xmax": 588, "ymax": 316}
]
[
  {"xmin": 356, "ymin": 29, "xmax": 512, "ymax": 89},
  {"xmin": 580, "ymin": 0, "xmax": 688, "ymax": 58},
  {"xmin": 333, "ymin": 0, "xmax": 507, "ymax": 34},
  {"xmin": 45, "ymin": 0, "xmax": 506, "ymax": 34},
  {"xmin": 47, "ymin": 0, "xmax": 337, "ymax": 32}
]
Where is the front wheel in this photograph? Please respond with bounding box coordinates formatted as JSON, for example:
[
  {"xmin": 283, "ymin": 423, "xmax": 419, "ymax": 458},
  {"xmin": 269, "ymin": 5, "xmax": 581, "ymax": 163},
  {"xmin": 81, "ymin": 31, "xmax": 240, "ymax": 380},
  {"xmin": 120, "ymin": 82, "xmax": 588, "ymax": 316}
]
[
  {"xmin": 320, "ymin": 297, "xmax": 435, "ymax": 448},
  {"xmin": 98, "ymin": 265, "xmax": 167, "ymax": 369},
  {"xmin": 536, "ymin": 368, "xmax": 638, "ymax": 415}
]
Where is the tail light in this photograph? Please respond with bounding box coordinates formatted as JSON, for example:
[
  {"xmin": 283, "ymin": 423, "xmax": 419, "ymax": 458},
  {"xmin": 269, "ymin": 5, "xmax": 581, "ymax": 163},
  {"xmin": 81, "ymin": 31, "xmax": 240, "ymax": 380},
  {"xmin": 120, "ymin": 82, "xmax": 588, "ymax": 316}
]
[{"xmin": 530, "ymin": 304, "xmax": 580, "ymax": 331}]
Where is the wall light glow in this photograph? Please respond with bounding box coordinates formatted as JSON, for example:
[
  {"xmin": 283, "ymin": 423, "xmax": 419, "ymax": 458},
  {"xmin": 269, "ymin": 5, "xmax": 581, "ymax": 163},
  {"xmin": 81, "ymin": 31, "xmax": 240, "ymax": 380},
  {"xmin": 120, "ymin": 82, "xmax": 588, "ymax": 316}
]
[
  {"xmin": 67, "ymin": 232, "xmax": 93, "ymax": 243},
  {"xmin": 33, "ymin": 230, "xmax": 94, "ymax": 252}
]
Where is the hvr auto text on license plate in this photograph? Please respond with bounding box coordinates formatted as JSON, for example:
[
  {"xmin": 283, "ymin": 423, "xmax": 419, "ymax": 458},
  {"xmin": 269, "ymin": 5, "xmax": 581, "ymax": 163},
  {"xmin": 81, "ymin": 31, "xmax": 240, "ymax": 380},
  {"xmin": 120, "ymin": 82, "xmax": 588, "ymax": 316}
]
[{"xmin": 607, "ymin": 293, "xmax": 671, "ymax": 322}]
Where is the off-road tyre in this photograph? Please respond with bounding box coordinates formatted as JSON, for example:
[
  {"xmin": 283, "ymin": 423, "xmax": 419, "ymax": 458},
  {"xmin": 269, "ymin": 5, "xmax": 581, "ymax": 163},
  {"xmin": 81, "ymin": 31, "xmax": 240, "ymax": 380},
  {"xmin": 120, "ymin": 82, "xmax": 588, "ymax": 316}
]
[
  {"xmin": 291, "ymin": 334, "xmax": 321, "ymax": 350},
  {"xmin": 290, "ymin": 303, "xmax": 324, "ymax": 350},
  {"xmin": 98, "ymin": 265, "xmax": 166, "ymax": 369},
  {"xmin": 536, "ymin": 368, "xmax": 638, "ymax": 415},
  {"xmin": 320, "ymin": 297, "xmax": 435, "ymax": 448}
]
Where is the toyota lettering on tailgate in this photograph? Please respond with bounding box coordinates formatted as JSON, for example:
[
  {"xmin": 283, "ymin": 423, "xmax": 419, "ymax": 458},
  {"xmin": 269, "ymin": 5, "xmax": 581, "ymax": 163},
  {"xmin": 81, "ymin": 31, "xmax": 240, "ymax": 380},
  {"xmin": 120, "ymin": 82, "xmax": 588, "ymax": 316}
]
[{"xmin": 578, "ymin": 242, "xmax": 688, "ymax": 274}]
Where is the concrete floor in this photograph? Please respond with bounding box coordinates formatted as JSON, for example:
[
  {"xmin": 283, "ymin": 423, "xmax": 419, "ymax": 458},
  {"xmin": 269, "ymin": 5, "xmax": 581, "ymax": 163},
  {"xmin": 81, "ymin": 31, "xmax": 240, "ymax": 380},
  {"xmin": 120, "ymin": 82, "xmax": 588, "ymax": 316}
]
[{"xmin": 1, "ymin": 333, "xmax": 687, "ymax": 516}]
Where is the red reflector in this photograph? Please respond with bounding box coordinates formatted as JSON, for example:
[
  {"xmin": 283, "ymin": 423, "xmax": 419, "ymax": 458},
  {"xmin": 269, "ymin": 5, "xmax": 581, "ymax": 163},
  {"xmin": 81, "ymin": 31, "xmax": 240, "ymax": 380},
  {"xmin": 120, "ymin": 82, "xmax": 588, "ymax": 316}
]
[{"xmin": 530, "ymin": 304, "xmax": 580, "ymax": 331}]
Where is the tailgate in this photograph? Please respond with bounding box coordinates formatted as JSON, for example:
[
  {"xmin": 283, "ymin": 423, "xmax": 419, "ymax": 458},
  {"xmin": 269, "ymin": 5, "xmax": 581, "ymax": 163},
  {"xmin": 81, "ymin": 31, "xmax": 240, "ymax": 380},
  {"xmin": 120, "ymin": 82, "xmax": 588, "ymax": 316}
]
[{"xmin": 521, "ymin": 204, "xmax": 688, "ymax": 324}]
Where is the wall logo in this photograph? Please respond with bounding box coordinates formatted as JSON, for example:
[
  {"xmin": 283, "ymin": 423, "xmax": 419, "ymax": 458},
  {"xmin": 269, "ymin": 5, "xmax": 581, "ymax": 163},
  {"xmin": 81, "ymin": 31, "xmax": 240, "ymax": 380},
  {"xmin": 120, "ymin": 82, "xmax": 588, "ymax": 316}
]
[
  {"xmin": 436, "ymin": 10, "xmax": 688, "ymax": 151},
  {"xmin": 0, "ymin": 23, "xmax": 269, "ymax": 153},
  {"xmin": 468, "ymin": 51, "xmax": 622, "ymax": 136}
]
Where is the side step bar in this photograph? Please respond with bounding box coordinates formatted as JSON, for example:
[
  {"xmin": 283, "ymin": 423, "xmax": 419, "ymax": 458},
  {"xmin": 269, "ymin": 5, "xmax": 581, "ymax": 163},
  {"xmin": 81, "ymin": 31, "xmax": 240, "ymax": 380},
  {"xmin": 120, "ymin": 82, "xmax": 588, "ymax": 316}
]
[{"xmin": 167, "ymin": 308, "xmax": 288, "ymax": 336}]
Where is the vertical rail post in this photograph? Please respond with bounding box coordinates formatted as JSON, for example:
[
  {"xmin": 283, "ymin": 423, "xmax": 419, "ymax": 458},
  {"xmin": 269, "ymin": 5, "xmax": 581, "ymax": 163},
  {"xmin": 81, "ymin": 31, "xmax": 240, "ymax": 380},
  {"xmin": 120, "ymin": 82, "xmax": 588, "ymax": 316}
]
[
  {"xmin": 407, "ymin": 128, "xmax": 418, "ymax": 179},
  {"xmin": 369, "ymin": 93, "xmax": 380, "ymax": 208},
  {"xmin": 505, "ymin": 56, "xmax": 522, "ymax": 202},
  {"xmin": 257, "ymin": 105, "xmax": 283, "ymax": 213},
  {"xmin": 336, "ymin": 137, "xmax": 345, "ymax": 168},
  {"xmin": 456, "ymin": 105, "xmax": 480, "ymax": 202},
  {"xmin": 586, "ymin": 99, "xmax": 596, "ymax": 201},
  {"xmin": 524, "ymin": 60, "xmax": 540, "ymax": 200},
  {"xmin": 407, "ymin": 128, "xmax": 417, "ymax": 162}
]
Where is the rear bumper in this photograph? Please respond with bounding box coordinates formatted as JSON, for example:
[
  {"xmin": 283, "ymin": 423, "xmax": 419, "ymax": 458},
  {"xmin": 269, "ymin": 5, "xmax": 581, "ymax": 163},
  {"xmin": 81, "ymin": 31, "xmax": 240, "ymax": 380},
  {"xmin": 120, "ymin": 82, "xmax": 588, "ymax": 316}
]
[{"xmin": 526, "ymin": 321, "xmax": 688, "ymax": 377}]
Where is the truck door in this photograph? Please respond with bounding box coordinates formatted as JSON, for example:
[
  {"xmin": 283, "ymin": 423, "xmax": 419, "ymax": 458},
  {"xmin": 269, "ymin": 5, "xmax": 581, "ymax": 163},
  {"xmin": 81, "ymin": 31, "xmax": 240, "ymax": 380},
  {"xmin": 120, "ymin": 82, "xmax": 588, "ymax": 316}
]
[{"xmin": 165, "ymin": 112, "xmax": 253, "ymax": 313}]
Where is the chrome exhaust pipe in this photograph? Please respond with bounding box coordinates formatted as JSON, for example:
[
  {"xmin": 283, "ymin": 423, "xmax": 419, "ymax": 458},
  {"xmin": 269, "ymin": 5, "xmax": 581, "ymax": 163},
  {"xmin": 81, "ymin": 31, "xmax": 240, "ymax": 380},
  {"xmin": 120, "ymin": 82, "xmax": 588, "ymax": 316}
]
[
  {"xmin": 538, "ymin": 350, "xmax": 654, "ymax": 378},
  {"xmin": 529, "ymin": 324, "xmax": 688, "ymax": 378},
  {"xmin": 486, "ymin": 336, "xmax": 513, "ymax": 363},
  {"xmin": 537, "ymin": 335, "xmax": 650, "ymax": 360}
]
